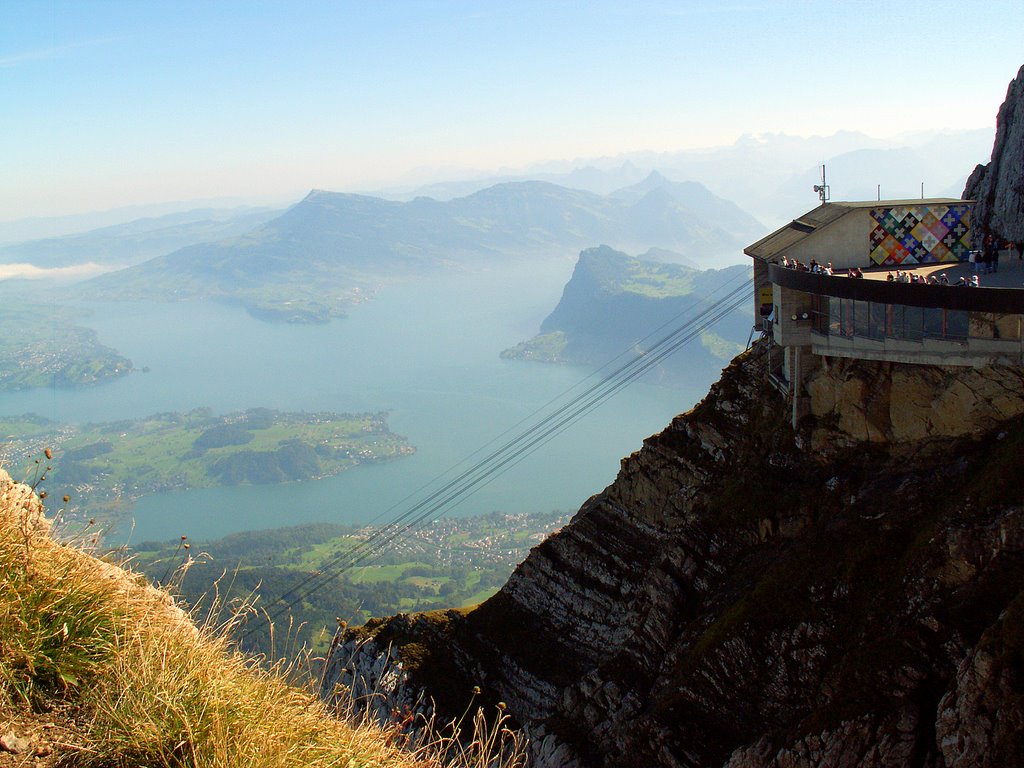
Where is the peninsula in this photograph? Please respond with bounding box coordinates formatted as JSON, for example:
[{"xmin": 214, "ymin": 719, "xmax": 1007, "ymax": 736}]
[
  {"xmin": 0, "ymin": 303, "xmax": 133, "ymax": 392},
  {"xmin": 0, "ymin": 408, "xmax": 414, "ymax": 523}
]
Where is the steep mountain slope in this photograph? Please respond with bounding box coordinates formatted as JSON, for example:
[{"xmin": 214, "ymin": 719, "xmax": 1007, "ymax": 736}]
[
  {"xmin": 322, "ymin": 65, "xmax": 1024, "ymax": 766},
  {"xmin": 330, "ymin": 348, "xmax": 1024, "ymax": 767},
  {"xmin": 84, "ymin": 181, "xmax": 759, "ymax": 322},
  {"xmin": 501, "ymin": 246, "xmax": 750, "ymax": 385},
  {"xmin": 965, "ymin": 63, "xmax": 1024, "ymax": 242},
  {"xmin": 608, "ymin": 171, "xmax": 765, "ymax": 256}
]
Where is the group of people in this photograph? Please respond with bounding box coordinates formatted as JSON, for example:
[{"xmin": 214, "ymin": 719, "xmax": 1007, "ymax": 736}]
[
  {"xmin": 780, "ymin": 256, "xmax": 832, "ymax": 273},
  {"xmin": 886, "ymin": 270, "xmax": 980, "ymax": 287},
  {"xmin": 971, "ymin": 233, "xmax": 1022, "ymax": 274},
  {"xmin": 779, "ymin": 256, "xmax": 865, "ymax": 278},
  {"xmin": 777, "ymin": 230, "xmax": 1023, "ymax": 286}
]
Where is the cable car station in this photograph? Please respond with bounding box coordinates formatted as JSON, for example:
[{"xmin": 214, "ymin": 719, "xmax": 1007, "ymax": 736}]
[{"xmin": 745, "ymin": 197, "xmax": 1024, "ymax": 427}]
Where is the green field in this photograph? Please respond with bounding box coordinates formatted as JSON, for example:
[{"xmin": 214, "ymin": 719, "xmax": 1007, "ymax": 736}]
[
  {"xmin": 0, "ymin": 303, "xmax": 133, "ymax": 391},
  {"xmin": 0, "ymin": 408, "xmax": 414, "ymax": 522},
  {"xmin": 128, "ymin": 509, "xmax": 570, "ymax": 657}
]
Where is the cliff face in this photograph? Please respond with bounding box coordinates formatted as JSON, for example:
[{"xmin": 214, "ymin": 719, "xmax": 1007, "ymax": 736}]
[
  {"xmin": 964, "ymin": 64, "xmax": 1024, "ymax": 242},
  {"xmin": 325, "ymin": 66, "xmax": 1024, "ymax": 766},
  {"xmin": 500, "ymin": 245, "xmax": 750, "ymax": 383},
  {"xmin": 805, "ymin": 356, "xmax": 1024, "ymax": 448},
  {"xmin": 327, "ymin": 348, "xmax": 1024, "ymax": 767}
]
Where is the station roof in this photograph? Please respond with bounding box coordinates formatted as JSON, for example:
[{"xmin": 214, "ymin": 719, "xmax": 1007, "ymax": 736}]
[{"xmin": 744, "ymin": 198, "xmax": 969, "ymax": 262}]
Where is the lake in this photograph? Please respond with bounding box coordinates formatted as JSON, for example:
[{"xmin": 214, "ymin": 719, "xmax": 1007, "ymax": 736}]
[{"xmin": 0, "ymin": 258, "xmax": 717, "ymax": 544}]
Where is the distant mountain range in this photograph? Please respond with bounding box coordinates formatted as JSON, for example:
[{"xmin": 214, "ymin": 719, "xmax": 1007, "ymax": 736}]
[
  {"xmin": 0, "ymin": 207, "xmax": 281, "ymax": 271},
  {"xmin": 501, "ymin": 245, "xmax": 752, "ymax": 385},
  {"xmin": 389, "ymin": 129, "xmax": 993, "ymax": 228},
  {"xmin": 1, "ymin": 128, "xmax": 990, "ymax": 245},
  {"xmin": 82, "ymin": 177, "xmax": 764, "ymax": 322},
  {"xmin": 6, "ymin": 128, "xmax": 989, "ymax": 325}
]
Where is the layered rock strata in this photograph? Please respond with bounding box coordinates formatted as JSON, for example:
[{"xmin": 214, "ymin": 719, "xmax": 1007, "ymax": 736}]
[{"xmin": 327, "ymin": 346, "xmax": 1024, "ymax": 767}]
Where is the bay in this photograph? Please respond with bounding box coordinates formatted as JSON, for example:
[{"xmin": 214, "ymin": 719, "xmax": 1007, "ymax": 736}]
[{"xmin": 0, "ymin": 258, "xmax": 714, "ymax": 544}]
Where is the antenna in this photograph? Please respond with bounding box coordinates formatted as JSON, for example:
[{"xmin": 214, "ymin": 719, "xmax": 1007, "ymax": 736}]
[{"xmin": 812, "ymin": 164, "xmax": 830, "ymax": 204}]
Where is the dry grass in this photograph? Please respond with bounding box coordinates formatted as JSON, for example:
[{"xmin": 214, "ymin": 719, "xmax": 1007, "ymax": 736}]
[{"xmin": 0, "ymin": 466, "xmax": 527, "ymax": 768}]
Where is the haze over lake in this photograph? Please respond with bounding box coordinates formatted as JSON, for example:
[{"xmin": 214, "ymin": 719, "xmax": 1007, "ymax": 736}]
[{"xmin": 0, "ymin": 258, "xmax": 717, "ymax": 543}]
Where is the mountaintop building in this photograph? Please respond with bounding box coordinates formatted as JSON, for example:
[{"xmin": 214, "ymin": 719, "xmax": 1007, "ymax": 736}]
[{"xmin": 745, "ymin": 199, "xmax": 1024, "ymax": 426}]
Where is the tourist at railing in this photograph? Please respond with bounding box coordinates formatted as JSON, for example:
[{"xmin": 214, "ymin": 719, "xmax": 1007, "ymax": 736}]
[
  {"xmin": 955, "ymin": 275, "xmax": 982, "ymax": 287},
  {"xmin": 780, "ymin": 257, "xmax": 993, "ymax": 288}
]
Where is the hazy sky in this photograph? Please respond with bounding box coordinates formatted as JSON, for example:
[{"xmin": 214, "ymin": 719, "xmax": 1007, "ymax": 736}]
[{"xmin": 2, "ymin": 0, "xmax": 1022, "ymax": 221}]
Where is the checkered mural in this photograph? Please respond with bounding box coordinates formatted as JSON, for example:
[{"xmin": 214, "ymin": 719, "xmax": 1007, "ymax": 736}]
[{"xmin": 868, "ymin": 204, "xmax": 972, "ymax": 266}]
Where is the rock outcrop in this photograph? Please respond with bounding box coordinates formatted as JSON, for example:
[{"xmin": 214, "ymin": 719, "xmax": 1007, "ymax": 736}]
[
  {"xmin": 964, "ymin": 64, "xmax": 1024, "ymax": 243},
  {"xmin": 327, "ymin": 347, "xmax": 1024, "ymax": 767},
  {"xmin": 326, "ymin": 64, "xmax": 1024, "ymax": 767},
  {"xmin": 806, "ymin": 355, "xmax": 1024, "ymax": 448}
]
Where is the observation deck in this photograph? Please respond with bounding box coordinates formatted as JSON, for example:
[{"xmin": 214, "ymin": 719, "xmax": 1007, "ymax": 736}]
[{"xmin": 745, "ymin": 198, "xmax": 1024, "ymax": 425}]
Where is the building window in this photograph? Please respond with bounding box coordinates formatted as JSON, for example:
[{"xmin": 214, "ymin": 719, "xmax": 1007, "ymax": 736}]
[
  {"xmin": 923, "ymin": 308, "xmax": 944, "ymax": 338},
  {"xmin": 829, "ymin": 297, "xmax": 841, "ymax": 336},
  {"xmin": 812, "ymin": 294, "xmax": 828, "ymax": 333},
  {"xmin": 825, "ymin": 297, "xmax": 1015, "ymax": 344},
  {"xmin": 869, "ymin": 302, "xmax": 886, "ymax": 340},
  {"xmin": 903, "ymin": 306, "xmax": 924, "ymax": 340},
  {"xmin": 854, "ymin": 301, "xmax": 871, "ymax": 338},
  {"xmin": 946, "ymin": 310, "xmax": 968, "ymax": 339}
]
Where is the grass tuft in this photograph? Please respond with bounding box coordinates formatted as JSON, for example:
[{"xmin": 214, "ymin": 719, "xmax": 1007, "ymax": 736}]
[{"xmin": 0, "ymin": 465, "xmax": 527, "ymax": 767}]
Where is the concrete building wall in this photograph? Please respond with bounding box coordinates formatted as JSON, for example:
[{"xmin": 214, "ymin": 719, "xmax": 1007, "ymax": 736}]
[
  {"xmin": 781, "ymin": 205, "xmax": 972, "ymax": 272},
  {"xmin": 772, "ymin": 285, "xmax": 815, "ymax": 347},
  {"xmin": 785, "ymin": 210, "xmax": 871, "ymax": 270},
  {"xmin": 969, "ymin": 312, "xmax": 1023, "ymax": 340}
]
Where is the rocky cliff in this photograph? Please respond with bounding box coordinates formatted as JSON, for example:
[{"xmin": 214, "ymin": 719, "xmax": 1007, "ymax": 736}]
[
  {"xmin": 325, "ymin": 347, "xmax": 1024, "ymax": 767},
  {"xmin": 964, "ymin": 63, "xmax": 1024, "ymax": 242},
  {"xmin": 324, "ymin": 65, "xmax": 1024, "ymax": 767}
]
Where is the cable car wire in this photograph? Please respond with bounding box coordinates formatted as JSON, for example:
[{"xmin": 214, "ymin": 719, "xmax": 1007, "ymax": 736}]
[{"xmin": 241, "ymin": 273, "xmax": 753, "ymax": 636}]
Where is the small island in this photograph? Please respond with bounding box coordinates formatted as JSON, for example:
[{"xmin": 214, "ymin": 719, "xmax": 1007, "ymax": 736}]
[{"xmin": 0, "ymin": 407, "xmax": 414, "ymax": 515}]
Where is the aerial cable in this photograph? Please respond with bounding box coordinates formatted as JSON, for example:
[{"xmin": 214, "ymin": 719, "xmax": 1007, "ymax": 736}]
[
  {"xmin": 331, "ymin": 266, "xmax": 753, "ymax": 536},
  {"xmin": 242, "ymin": 275, "xmax": 753, "ymax": 635},
  {"xmin": 246, "ymin": 278, "xmax": 752, "ymax": 633},
  {"xmin": 244, "ymin": 277, "xmax": 752, "ymax": 634},
  {"xmin": 274, "ymin": 272, "xmax": 752, "ymax": 591}
]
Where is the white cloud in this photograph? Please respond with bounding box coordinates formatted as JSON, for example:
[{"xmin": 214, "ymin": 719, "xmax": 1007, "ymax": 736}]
[
  {"xmin": 0, "ymin": 37, "xmax": 117, "ymax": 68},
  {"xmin": 0, "ymin": 262, "xmax": 111, "ymax": 281}
]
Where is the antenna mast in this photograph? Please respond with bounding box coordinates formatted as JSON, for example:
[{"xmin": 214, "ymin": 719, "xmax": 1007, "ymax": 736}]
[{"xmin": 813, "ymin": 164, "xmax": 830, "ymax": 204}]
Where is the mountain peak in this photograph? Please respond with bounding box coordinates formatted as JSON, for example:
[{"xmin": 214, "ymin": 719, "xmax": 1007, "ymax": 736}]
[{"xmin": 641, "ymin": 170, "xmax": 670, "ymax": 185}]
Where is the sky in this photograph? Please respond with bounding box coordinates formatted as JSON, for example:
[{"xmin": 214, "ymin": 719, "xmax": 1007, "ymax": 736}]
[{"xmin": 2, "ymin": 0, "xmax": 1023, "ymax": 222}]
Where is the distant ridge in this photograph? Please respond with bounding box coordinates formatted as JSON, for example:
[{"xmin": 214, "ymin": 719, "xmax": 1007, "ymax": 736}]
[
  {"xmin": 0, "ymin": 207, "xmax": 282, "ymax": 271},
  {"xmin": 85, "ymin": 180, "xmax": 762, "ymax": 322}
]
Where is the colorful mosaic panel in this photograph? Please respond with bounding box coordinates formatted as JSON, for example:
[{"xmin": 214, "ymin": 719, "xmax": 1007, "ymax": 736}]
[{"xmin": 869, "ymin": 204, "xmax": 971, "ymax": 266}]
